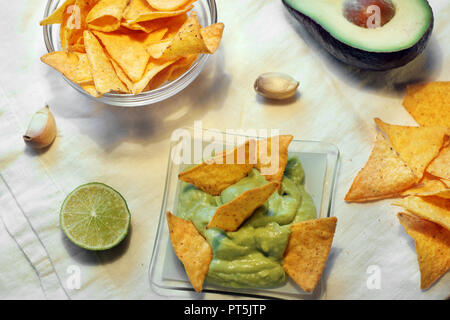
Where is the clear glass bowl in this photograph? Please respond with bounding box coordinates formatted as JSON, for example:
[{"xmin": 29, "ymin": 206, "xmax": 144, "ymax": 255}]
[
  {"xmin": 148, "ymin": 128, "xmax": 340, "ymax": 299},
  {"xmin": 42, "ymin": 0, "xmax": 218, "ymax": 107}
]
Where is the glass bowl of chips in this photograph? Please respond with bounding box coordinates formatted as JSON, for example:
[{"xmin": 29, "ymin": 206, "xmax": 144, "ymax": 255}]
[{"xmin": 42, "ymin": 0, "xmax": 220, "ymax": 107}]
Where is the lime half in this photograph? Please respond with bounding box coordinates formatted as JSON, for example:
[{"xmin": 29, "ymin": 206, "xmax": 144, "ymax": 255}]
[{"xmin": 60, "ymin": 183, "xmax": 131, "ymax": 251}]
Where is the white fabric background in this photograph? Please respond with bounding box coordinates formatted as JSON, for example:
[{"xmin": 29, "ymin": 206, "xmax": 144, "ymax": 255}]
[{"xmin": 0, "ymin": 0, "xmax": 448, "ymax": 300}]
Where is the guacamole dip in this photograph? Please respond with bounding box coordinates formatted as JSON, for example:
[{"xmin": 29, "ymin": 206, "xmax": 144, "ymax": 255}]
[{"xmin": 176, "ymin": 156, "xmax": 316, "ymax": 288}]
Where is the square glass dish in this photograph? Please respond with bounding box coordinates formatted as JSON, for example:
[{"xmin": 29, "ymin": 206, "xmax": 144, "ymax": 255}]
[{"xmin": 149, "ymin": 128, "xmax": 340, "ymax": 299}]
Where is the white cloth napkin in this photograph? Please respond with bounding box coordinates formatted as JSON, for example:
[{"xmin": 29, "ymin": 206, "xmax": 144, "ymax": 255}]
[{"xmin": 0, "ymin": 0, "xmax": 448, "ymax": 300}]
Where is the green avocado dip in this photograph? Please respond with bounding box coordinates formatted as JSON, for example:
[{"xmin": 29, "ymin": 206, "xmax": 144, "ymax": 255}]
[{"xmin": 176, "ymin": 156, "xmax": 316, "ymax": 289}]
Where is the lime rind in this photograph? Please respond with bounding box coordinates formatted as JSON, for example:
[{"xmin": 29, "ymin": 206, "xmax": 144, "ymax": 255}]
[{"xmin": 60, "ymin": 182, "xmax": 131, "ymax": 251}]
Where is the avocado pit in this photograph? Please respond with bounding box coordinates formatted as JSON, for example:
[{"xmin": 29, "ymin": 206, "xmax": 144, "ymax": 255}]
[{"xmin": 343, "ymin": 0, "xmax": 396, "ymax": 29}]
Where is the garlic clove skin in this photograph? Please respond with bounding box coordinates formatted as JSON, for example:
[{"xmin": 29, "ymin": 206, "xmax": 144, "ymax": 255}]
[
  {"xmin": 23, "ymin": 105, "xmax": 57, "ymax": 149},
  {"xmin": 254, "ymin": 72, "xmax": 299, "ymax": 100}
]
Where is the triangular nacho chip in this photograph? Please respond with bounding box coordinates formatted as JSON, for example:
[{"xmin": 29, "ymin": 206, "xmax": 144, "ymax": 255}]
[
  {"xmin": 207, "ymin": 182, "xmax": 279, "ymax": 232},
  {"xmin": 93, "ymin": 28, "xmax": 167, "ymax": 81},
  {"xmin": 146, "ymin": 0, "xmax": 196, "ymax": 11},
  {"xmin": 40, "ymin": 0, "xmax": 75, "ymax": 25},
  {"xmin": 283, "ymin": 216, "xmax": 337, "ymax": 293},
  {"xmin": 402, "ymin": 82, "xmax": 450, "ymax": 127},
  {"xmin": 256, "ymin": 135, "xmax": 293, "ymax": 188},
  {"xmin": 401, "ymin": 174, "xmax": 450, "ymax": 198},
  {"xmin": 148, "ymin": 13, "xmax": 224, "ymax": 59},
  {"xmin": 166, "ymin": 211, "xmax": 212, "ymax": 292},
  {"xmin": 83, "ymin": 30, "xmax": 127, "ymax": 95},
  {"xmin": 131, "ymin": 58, "xmax": 178, "ymax": 94},
  {"xmin": 345, "ymin": 132, "xmax": 417, "ymax": 202},
  {"xmin": 178, "ymin": 140, "xmax": 256, "ymax": 196},
  {"xmin": 123, "ymin": 0, "xmax": 193, "ymax": 23},
  {"xmin": 393, "ymin": 196, "xmax": 450, "ymax": 231},
  {"xmin": 87, "ymin": 0, "xmax": 129, "ymax": 32},
  {"xmin": 397, "ymin": 212, "xmax": 450, "ymax": 290},
  {"xmin": 427, "ymin": 143, "xmax": 450, "ymax": 182},
  {"xmin": 41, "ymin": 51, "xmax": 93, "ymax": 85},
  {"xmin": 375, "ymin": 118, "xmax": 447, "ymax": 180}
]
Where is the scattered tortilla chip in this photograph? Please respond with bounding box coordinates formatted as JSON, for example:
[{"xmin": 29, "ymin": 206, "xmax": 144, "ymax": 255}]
[
  {"xmin": 402, "ymin": 82, "xmax": 450, "ymax": 127},
  {"xmin": 93, "ymin": 28, "xmax": 167, "ymax": 81},
  {"xmin": 148, "ymin": 13, "xmax": 224, "ymax": 59},
  {"xmin": 345, "ymin": 132, "xmax": 417, "ymax": 202},
  {"xmin": 123, "ymin": 0, "xmax": 193, "ymax": 23},
  {"xmin": 147, "ymin": 0, "xmax": 195, "ymax": 11},
  {"xmin": 83, "ymin": 30, "xmax": 127, "ymax": 95},
  {"xmin": 40, "ymin": 0, "xmax": 75, "ymax": 25},
  {"xmin": 178, "ymin": 140, "xmax": 256, "ymax": 196},
  {"xmin": 255, "ymin": 135, "xmax": 293, "ymax": 188},
  {"xmin": 397, "ymin": 212, "xmax": 450, "ymax": 290},
  {"xmin": 393, "ymin": 196, "xmax": 450, "ymax": 231},
  {"xmin": 427, "ymin": 144, "xmax": 450, "ymax": 182},
  {"xmin": 87, "ymin": 0, "xmax": 129, "ymax": 32},
  {"xmin": 401, "ymin": 174, "xmax": 450, "ymax": 198},
  {"xmin": 375, "ymin": 118, "xmax": 447, "ymax": 180},
  {"xmin": 166, "ymin": 211, "xmax": 212, "ymax": 293},
  {"xmin": 283, "ymin": 216, "xmax": 337, "ymax": 293},
  {"xmin": 207, "ymin": 182, "xmax": 279, "ymax": 232}
]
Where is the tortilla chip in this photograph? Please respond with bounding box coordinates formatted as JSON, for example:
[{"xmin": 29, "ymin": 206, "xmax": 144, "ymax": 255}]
[
  {"xmin": 81, "ymin": 84, "xmax": 101, "ymax": 97},
  {"xmin": 123, "ymin": 0, "xmax": 193, "ymax": 23},
  {"xmin": 375, "ymin": 118, "xmax": 447, "ymax": 180},
  {"xmin": 178, "ymin": 140, "xmax": 256, "ymax": 196},
  {"xmin": 131, "ymin": 58, "xmax": 178, "ymax": 94},
  {"xmin": 144, "ymin": 64, "xmax": 174, "ymax": 91},
  {"xmin": 40, "ymin": 0, "xmax": 75, "ymax": 25},
  {"xmin": 87, "ymin": 0, "xmax": 129, "ymax": 32},
  {"xmin": 283, "ymin": 217, "xmax": 337, "ymax": 293},
  {"xmin": 207, "ymin": 182, "xmax": 279, "ymax": 232},
  {"xmin": 41, "ymin": 51, "xmax": 79, "ymax": 78},
  {"xmin": 167, "ymin": 54, "xmax": 198, "ymax": 81},
  {"xmin": 397, "ymin": 212, "xmax": 450, "ymax": 290},
  {"xmin": 146, "ymin": 0, "xmax": 195, "ymax": 11},
  {"xmin": 200, "ymin": 23, "xmax": 225, "ymax": 54},
  {"xmin": 148, "ymin": 13, "xmax": 224, "ymax": 59},
  {"xmin": 393, "ymin": 196, "xmax": 450, "ymax": 231},
  {"xmin": 72, "ymin": 53, "xmax": 93, "ymax": 84},
  {"xmin": 401, "ymin": 174, "xmax": 450, "ymax": 198},
  {"xmin": 345, "ymin": 133, "xmax": 417, "ymax": 202},
  {"xmin": 255, "ymin": 135, "xmax": 293, "ymax": 188},
  {"xmin": 121, "ymin": 13, "xmax": 187, "ymax": 34},
  {"xmin": 83, "ymin": 30, "xmax": 127, "ymax": 95},
  {"xmin": 110, "ymin": 59, "xmax": 133, "ymax": 93},
  {"xmin": 427, "ymin": 144, "xmax": 450, "ymax": 181},
  {"xmin": 92, "ymin": 28, "xmax": 167, "ymax": 82},
  {"xmin": 166, "ymin": 211, "xmax": 212, "ymax": 293},
  {"xmin": 403, "ymin": 82, "xmax": 450, "ymax": 127}
]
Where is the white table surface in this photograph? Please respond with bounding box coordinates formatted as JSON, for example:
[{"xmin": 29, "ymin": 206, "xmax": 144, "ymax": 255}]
[{"xmin": 0, "ymin": 0, "xmax": 448, "ymax": 300}]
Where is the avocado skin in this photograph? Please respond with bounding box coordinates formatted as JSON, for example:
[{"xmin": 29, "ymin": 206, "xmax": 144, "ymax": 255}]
[{"xmin": 282, "ymin": 0, "xmax": 434, "ymax": 71}]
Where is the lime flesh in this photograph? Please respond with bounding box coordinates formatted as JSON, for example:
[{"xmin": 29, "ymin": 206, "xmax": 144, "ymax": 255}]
[{"xmin": 60, "ymin": 183, "xmax": 131, "ymax": 251}]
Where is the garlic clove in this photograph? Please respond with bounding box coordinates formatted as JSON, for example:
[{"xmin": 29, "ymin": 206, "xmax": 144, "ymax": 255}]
[
  {"xmin": 254, "ymin": 72, "xmax": 299, "ymax": 100},
  {"xmin": 23, "ymin": 105, "xmax": 57, "ymax": 149}
]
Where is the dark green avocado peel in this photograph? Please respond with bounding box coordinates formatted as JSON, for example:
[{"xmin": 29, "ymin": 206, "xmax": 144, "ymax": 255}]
[{"xmin": 283, "ymin": 0, "xmax": 434, "ymax": 71}]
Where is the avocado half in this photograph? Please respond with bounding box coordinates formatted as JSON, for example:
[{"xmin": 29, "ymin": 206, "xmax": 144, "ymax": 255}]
[{"xmin": 283, "ymin": 0, "xmax": 434, "ymax": 70}]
